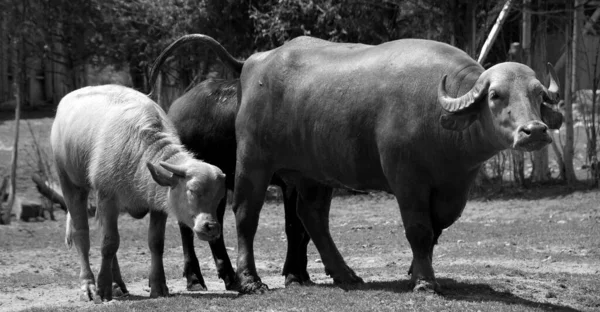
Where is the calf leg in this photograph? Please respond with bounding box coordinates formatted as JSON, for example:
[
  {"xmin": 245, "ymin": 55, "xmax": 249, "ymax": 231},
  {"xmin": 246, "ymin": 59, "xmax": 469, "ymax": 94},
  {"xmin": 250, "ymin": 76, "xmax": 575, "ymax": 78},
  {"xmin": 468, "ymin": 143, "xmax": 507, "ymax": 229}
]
[
  {"xmin": 94, "ymin": 194, "xmax": 120, "ymax": 302},
  {"xmin": 111, "ymin": 255, "xmax": 129, "ymax": 297},
  {"xmin": 208, "ymin": 197, "xmax": 236, "ymax": 290},
  {"xmin": 296, "ymin": 182, "xmax": 363, "ymax": 285},
  {"xmin": 178, "ymin": 222, "xmax": 207, "ymax": 291},
  {"xmin": 281, "ymin": 186, "xmax": 312, "ymax": 286},
  {"xmin": 148, "ymin": 210, "xmax": 169, "ymax": 297},
  {"xmin": 59, "ymin": 175, "xmax": 95, "ymax": 302},
  {"xmin": 231, "ymin": 157, "xmax": 273, "ymax": 294}
]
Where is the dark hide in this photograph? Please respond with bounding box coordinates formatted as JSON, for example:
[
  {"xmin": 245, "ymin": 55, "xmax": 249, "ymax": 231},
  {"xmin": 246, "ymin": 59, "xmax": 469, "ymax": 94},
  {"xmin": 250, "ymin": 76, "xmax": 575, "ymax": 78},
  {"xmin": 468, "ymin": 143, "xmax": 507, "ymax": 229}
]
[
  {"xmin": 167, "ymin": 78, "xmax": 311, "ymax": 290},
  {"xmin": 228, "ymin": 37, "xmax": 561, "ymax": 293}
]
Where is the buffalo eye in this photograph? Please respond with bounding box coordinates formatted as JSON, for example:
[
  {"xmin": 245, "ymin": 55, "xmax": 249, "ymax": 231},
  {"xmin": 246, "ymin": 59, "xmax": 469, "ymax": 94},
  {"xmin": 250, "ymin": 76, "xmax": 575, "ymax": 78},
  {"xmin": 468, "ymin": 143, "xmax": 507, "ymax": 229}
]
[{"xmin": 489, "ymin": 90, "xmax": 499, "ymax": 100}]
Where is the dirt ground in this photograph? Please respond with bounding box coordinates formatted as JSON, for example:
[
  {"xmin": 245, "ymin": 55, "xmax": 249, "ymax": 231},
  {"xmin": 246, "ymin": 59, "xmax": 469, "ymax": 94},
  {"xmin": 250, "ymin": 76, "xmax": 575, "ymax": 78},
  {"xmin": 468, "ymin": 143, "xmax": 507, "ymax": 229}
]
[{"xmin": 0, "ymin": 111, "xmax": 599, "ymax": 311}]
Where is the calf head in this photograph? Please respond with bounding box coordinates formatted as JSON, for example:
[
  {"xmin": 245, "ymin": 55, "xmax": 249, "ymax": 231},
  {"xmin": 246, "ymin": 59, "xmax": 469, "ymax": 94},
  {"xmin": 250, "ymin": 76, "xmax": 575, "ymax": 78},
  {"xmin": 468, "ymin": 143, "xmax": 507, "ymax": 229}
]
[
  {"xmin": 147, "ymin": 160, "xmax": 226, "ymax": 241},
  {"xmin": 438, "ymin": 62, "xmax": 562, "ymax": 152}
]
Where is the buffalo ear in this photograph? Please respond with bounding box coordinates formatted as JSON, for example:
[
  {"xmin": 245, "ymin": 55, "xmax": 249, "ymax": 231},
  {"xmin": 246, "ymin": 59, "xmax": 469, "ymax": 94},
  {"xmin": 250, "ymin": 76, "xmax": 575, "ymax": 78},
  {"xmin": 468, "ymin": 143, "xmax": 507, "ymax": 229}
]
[
  {"xmin": 541, "ymin": 104, "xmax": 563, "ymax": 130},
  {"xmin": 147, "ymin": 161, "xmax": 177, "ymax": 187},
  {"xmin": 440, "ymin": 113, "xmax": 478, "ymax": 131}
]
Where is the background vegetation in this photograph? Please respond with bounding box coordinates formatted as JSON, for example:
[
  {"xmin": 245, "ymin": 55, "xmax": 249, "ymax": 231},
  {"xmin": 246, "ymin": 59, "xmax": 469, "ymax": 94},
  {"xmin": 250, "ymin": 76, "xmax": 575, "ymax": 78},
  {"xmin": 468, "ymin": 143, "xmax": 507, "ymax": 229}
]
[{"xmin": 0, "ymin": 0, "xmax": 599, "ymax": 199}]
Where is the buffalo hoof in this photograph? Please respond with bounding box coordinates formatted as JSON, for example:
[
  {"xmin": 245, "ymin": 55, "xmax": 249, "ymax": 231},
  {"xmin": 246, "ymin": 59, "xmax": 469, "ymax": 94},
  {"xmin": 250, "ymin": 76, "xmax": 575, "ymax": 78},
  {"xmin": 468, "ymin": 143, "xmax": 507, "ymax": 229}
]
[
  {"xmin": 410, "ymin": 279, "xmax": 440, "ymax": 294},
  {"xmin": 331, "ymin": 265, "xmax": 364, "ymax": 285},
  {"xmin": 184, "ymin": 269, "xmax": 207, "ymax": 291},
  {"xmin": 284, "ymin": 272, "xmax": 314, "ymax": 287},
  {"xmin": 112, "ymin": 282, "xmax": 129, "ymax": 298},
  {"xmin": 149, "ymin": 283, "xmax": 169, "ymax": 298},
  {"xmin": 235, "ymin": 280, "xmax": 269, "ymax": 294},
  {"xmin": 79, "ymin": 281, "xmax": 97, "ymax": 302},
  {"xmin": 187, "ymin": 282, "xmax": 208, "ymax": 292}
]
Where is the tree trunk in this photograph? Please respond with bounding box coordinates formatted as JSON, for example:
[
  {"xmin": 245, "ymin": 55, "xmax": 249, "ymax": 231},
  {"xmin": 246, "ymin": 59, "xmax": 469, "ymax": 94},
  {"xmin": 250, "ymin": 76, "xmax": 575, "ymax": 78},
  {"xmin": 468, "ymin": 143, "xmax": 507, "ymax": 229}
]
[
  {"xmin": 563, "ymin": 1, "xmax": 578, "ymax": 184},
  {"xmin": 1, "ymin": 37, "xmax": 21, "ymax": 225},
  {"xmin": 0, "ymin": 14, "xmax": 7, "ymax": 103},
  {"xmin": 530, "ymin": 0, "xmax": 550, "ymax": 182}
]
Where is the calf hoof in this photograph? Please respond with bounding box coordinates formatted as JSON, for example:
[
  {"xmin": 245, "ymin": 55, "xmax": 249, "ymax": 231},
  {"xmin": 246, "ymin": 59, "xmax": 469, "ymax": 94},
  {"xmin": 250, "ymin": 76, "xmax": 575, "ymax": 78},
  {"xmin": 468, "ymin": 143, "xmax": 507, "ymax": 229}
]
[
  {"xmin": 112, "ymin": 282, "xmax": 129, "ymax": 298},
  {"xmin": 410, "ymin": 279, "xmax": 440, "ymax": 294},
  {"xmin": 79, "ymin": 282, "xmax": 97, "ymax": 302},
  {"xmin": 94, "ymin": 282, "xmax": 115, "ymax": 303},
  {"xmin": 150, "ymin": 283, "xmax": 170, "ymax": 298},
  {"xmin": 284, "ymin": 272, "xmax": 314, "ymax": 287}
]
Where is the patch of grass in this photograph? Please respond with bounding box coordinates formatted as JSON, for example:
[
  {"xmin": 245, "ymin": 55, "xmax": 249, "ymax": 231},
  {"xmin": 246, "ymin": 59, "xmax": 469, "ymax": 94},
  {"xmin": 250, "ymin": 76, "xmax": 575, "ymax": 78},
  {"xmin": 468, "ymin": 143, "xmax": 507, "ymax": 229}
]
[{"xmin": 22, "ymin": 282, "xmax": 578, "ymax": 312}]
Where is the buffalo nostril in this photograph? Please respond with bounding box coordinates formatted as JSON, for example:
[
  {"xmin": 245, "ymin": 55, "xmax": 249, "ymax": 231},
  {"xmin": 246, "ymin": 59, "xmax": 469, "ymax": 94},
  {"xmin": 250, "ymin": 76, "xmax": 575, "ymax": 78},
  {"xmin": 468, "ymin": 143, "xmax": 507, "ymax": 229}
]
[
  {"xmin": 520, "ymin": 127, "xmax": 532, "ymax": 135},
  {"xmin": 203, "ymin": 222, "xmax": 220, "ymax": 234}
]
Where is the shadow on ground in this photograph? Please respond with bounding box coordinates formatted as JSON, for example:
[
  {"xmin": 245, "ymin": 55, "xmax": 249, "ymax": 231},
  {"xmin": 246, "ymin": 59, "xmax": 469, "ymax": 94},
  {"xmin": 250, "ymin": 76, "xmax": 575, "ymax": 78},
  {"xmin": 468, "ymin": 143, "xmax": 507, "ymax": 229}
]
[{"xmin": 308, "ymin": 278, "xmax": 581, "ymax": 312}]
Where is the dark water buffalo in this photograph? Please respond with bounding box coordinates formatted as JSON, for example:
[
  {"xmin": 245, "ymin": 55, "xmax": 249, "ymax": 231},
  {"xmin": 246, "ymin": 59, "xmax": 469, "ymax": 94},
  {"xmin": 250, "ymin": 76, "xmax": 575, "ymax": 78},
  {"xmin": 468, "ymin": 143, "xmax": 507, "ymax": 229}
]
[
  {"xmin": 219, "ymin": 36, "xmax": 561, "ymax": 293},
  {"xmin": 148, "ymin": 36, "xmax": 312, "ymax": 290}
]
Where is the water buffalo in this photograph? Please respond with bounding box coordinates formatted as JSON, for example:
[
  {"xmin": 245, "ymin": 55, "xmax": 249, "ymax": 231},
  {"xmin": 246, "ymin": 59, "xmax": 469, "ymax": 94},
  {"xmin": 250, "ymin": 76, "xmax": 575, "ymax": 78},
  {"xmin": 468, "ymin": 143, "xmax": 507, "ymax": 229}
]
[
  {"xmin": 148, "ymin": 35, "xmax": 313, "ymax": 290},
  {"xmin": 52, "ymin": 85, "xmax": 226, "ymax": 302},
  {"xmin": 194, "ymin": 36, "xmax": 562, "ymax": 293}
]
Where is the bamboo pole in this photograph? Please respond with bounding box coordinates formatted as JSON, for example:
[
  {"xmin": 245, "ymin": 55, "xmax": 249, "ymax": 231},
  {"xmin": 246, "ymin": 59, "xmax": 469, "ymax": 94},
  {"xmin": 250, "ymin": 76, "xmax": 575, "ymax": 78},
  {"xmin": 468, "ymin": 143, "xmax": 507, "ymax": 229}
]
[{"xmin": 478, "ymin": 0, "xmax": 513, "ymax": 65}]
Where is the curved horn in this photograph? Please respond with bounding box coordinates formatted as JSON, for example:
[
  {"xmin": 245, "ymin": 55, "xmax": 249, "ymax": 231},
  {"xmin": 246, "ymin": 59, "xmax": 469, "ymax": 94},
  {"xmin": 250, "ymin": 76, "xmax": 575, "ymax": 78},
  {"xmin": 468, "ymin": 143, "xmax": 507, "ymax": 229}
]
[
  {"xmin": 159, "ymin": 161, "xmax": 187, "ymax": 177},
  {"xmin": 148, "ymin": 34, "xmax": 244, "ymax": 97},
  {"xmin": 438, "ymin": 75, "xmax": 489, "ymax": 113},
  {"xmin": 544, "ymin": 62, "xmax": 560, "ymax": 104}
]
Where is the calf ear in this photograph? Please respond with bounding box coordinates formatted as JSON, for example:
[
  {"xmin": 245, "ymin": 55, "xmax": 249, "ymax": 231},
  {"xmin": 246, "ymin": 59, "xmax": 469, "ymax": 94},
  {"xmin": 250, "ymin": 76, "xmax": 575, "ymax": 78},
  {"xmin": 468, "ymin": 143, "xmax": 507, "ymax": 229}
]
[
  {"xmin": 439, "ymin": 113, "xmax": 478, "ymax": 131},
  {"xmin": 541, "ymin": 103, "xmax": 563, "ymax": 130},
  {"xmin": 147, "ymin": 161, "xmax": 177, "ymax": 187}
]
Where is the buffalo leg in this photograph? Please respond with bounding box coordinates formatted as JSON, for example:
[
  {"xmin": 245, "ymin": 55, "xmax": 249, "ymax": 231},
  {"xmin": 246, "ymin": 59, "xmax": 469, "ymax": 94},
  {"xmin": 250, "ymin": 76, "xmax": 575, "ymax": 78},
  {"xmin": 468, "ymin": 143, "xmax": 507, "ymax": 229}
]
[
  {"xmin": 208, "ymin": 197, "xmax": 237, "ymax": 290},
  {"xmin": 178, "ymin": 222, "xmax": 207, "ymax": 291},
  {"xmin": 95, "ymin": 194, "xmax": 120, "ymax": 302},
  {"xmin": 111, "ymin": 255, "xmax": 129, "ymax": 297},
  {"xmin": 148, "ymin": 211, "xmax": 169, "ymax": 297},
  {"xmin": 281, "ymin": 186, "xmax": 312, "ymax": 286},
  {"xmin": 407, "ymin": 227, "xmax": 442, "ymax": 277},
  {"xmin": 59, "ymin": 174, "xmax": 95, "ymax": 302},
  {"xmin": 393, "ymin": 183, "xmax": 438, "ymax": 292},
  {"xmin": 231, "ymin": 155, "xmax": 273, "ymax": 294},
  {"xmin": 296, "ymin": 182, "xmax": 363, "ymax": 285}
]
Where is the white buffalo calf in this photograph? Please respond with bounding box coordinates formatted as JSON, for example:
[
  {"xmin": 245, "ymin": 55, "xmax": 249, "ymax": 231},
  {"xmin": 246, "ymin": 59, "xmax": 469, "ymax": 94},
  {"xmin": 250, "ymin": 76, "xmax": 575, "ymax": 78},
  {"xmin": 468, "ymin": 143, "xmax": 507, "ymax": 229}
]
[{"xmin": 51, "ymin": 85, "xmax": 226, "ymax": 302}]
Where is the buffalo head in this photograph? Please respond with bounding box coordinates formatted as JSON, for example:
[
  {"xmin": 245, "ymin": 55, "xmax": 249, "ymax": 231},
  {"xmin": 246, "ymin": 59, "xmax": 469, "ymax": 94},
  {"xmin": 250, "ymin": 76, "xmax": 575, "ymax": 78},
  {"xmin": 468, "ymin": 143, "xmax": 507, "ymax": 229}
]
[
  {"xmin": 147, "ymin": 160, "xmax": 226, "ymax": 241},
  {"xmin": 438, "ymin": 62, "xmax": 562, "ymax": 151}
]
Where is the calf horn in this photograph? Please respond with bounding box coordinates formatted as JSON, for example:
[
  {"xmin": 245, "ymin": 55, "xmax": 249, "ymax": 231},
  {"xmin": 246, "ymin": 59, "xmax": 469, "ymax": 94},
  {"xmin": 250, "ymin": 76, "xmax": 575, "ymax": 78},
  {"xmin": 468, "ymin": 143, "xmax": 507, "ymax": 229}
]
[
  {"xmin": 545, "ymin": 62, "xmax": 560, "ymax": 104},
  {"xmin": 438, "ymin": 75, "xmax": 489, "ymax": 114},
  {"xmin": 160, "ymin": 161, "xmax": 187, "ymax": 177}
]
